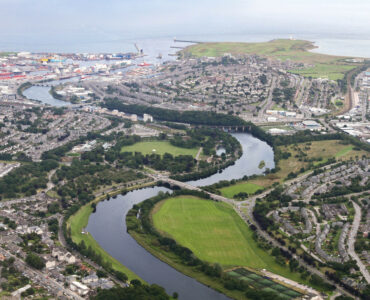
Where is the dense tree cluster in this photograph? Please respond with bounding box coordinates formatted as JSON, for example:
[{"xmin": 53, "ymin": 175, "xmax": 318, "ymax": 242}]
[
  {"xmin": 272, "ymin": 87, "xmax": 295, "ymax": 107},
  {"xmin": 253, "ymin": 187, "xmax": 292, "ymax": 230},
  {"xmin": 20, "ymin": 233, "xmax": 47, "ymax": 254},
  {"xmin": 170, "ymin": 127, "xmax": 240, "ymax": 156},
  {"xmin": 1, "ymin": 257, "xmax": 29, "ymax": 292},
  {"xmin": 103, "ymin": 98, "xmax": 247, "ymax": 126},
  {"xmin": 93, "ymin": 282, "xmax": 170, "ymax": 300},
  {"xmin": 54, "ymin": 159, "xmax": 143, "ymax": 204},
  {"xmin": 25, "ymin": 253, "xmax": 45, "ymax": 270},
  {"xmin": 0, "ymin": 159, "xmax": 58, "ymax": 199}
]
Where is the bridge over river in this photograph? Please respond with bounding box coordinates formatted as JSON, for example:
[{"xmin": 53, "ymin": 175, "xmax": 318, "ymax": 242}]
[{"xmin": 158, "ymin": 176, "xmax": 235, "ymax": 205}]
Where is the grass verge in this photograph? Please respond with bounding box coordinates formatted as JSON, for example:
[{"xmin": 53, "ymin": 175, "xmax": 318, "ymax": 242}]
[{"xmin": 220, "ymin": 182, "xmax": 263, "ymax": 198}]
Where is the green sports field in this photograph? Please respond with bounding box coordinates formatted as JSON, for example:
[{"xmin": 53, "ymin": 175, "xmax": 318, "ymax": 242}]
[
  {"xmin": 152, "ymin": 196, "xmax": 307, "ymax": 283},
  {"xmin": 220, "ymin": 182, "xmax": 263, "ymax": 199},
  {"xmin": 121, "ymin": 141, "xmax": 198, "ymax": 157}
]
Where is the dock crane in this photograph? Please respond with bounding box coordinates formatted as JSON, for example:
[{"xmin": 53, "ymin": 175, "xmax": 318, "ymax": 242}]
[{"xmin": 134, "ymin": 43, "xmax": 143, "ymax": 55}]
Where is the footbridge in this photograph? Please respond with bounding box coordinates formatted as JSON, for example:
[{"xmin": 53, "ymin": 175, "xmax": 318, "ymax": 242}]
[
  {"xmin": 204, "ymin": 125, "xmax": 252, "ymax": 133},
  {"xmin": 33, "ymin": 83, "xmax": 53, "ymax": 87}
]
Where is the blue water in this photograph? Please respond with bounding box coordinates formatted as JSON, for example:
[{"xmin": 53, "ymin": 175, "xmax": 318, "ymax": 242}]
[{"xmin": 0, "ymin": 33, "xmax": 369, "ymax": 58}]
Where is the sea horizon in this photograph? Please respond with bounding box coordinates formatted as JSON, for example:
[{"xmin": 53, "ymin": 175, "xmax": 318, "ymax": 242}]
[{"xmin": 0, "ymin": 32, "xmax": 369, "ymax": 59}]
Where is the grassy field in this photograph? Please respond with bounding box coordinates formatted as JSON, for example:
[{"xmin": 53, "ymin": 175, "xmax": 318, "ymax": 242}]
[
  {"xmin": 0, "ymin": 52, "xmax": 15, "ymax": 57},
  {"xmin": 335, "ymin": 145, "xmax": 354, "ymax": 158},
  {"xmin": 219, "ymin": 140, "xmax": 367, "ymax": 190},
  {"xmin": 220, "ymin": 182, "xmax": 263, "ymax": 198},
  {"xmin": 153, "ymin": 196, "xmax": 310, "ymax": 284},
  {"xmin": 275, "ymin": 140, "xmax": 365, "ymax": 179},
  {"xmin": 121, "ymin": 141, "xmax": 199, "ymax": 157},
  {"xmin": 66, "ymin": 184, "xmax": 156, "ymax": 282},
  {"xmin": 182, "ymin": 39, "xmax": 359, "ymax": 80},
  {"xmin": 289, "ymin": 63, "xmax": 355, "ymax": 81}
]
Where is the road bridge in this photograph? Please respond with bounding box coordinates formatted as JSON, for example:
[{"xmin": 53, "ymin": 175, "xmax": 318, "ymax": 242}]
[{"xmin": 155, "ymin": 176, "xmax": 235, "ymax": 205}]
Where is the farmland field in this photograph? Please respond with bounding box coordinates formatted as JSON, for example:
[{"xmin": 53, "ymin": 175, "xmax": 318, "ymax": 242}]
[
  {"xmin": 182, "ymin": 39, "xmax": 359, "ymax": 80},
  {"xmin": 152, "ymin": 196, "xmax": 309, "ymax": 283},
  {"xmin": 121, "ymin": 140, "xmax": 199, "ymax": 157}
]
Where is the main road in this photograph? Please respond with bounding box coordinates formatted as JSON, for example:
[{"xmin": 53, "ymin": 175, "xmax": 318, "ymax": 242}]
[
  {"xmin": 258, "ymin": 77, "xmax": 277, "ymax": 118},
  {"xmin": 348, "ymin": 201, "xmax": 370, "ymax": 283}
]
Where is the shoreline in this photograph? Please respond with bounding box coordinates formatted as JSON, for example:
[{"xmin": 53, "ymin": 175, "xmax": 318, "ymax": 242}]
[{"xmin": 2, "ymin": 35, "xmax": 369, "ymax": 59}]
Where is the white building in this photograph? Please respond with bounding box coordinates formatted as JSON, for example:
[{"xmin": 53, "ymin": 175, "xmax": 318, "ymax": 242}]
[
  {"xmin": 131, "ymin": 114, "xmax": 138, "ymax": 122},
  {"xmin": 143, "ymin": 113, "xmax": 153, "ymax": 122},
  {"xmin": 70, "ymin": 281, "xmax": 89, "ymax": 296},
  {"xmin": 11, "ymin": 284, "xmax": 31, "ymax": 297},
  {"xmin": 268, "ymin": 128, "xmax": 288, "ymax": 135},
  {"xmin": 82, "ymin": 274, "xmax": 99, "ymax": 284},
  {"xmin": 45, "ymin": 260, "xmax": 56, "ymax": 269},
  {"xmin": 302, "ymin": 120, "xmax": 321, "ymax": 131}
]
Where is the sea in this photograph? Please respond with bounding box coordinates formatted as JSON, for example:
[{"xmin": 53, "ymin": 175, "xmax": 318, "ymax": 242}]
[{"xmin": 0, "ymin": 32, "xmax": 369, "ymax": 61}]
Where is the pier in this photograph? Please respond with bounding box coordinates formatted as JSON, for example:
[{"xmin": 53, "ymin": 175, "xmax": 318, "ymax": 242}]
[{"xmin": 174, "ymin": 39, "xmax": 204, "ymax": 44}]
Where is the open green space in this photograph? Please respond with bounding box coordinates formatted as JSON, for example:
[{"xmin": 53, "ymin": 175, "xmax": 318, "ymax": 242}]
[
  {"xmin": 233, "ymin": 139, "xmax": 366, "ymax": 189},
  {"xmin": 220, "ymin": 182, "xmax": 263, "ymax": 198},
  {"xmin": 153, "ymin": 196, "xmax": 310, "ymax": 284},
  {"xmin": 182, "ymin": 39, "xmax": 359, "ymax": 80},
  {"xmin": 121, "ymin": 140, "xmax": 199, "ymax": 157},
  {"xmin": 289, "ymin": 63, "xmax": 355, "ymax": 81},
  {"xmin": 272, "ymin": 104, "xmax": 286, "ymax": 111},
  {"xmin": 331, "ymin": 99, "xmax": 344, "ymax": 110},
  {"xmin": 0, "ymin": 52, "xmax": 15, "ymax": 57},
  {"xmin": 335, "ymin": 145, "xmax": 354, "ymax": 158}
]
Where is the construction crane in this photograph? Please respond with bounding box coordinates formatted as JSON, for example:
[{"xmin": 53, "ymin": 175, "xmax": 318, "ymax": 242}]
[{"xmin": 134, "ymin": 43, "xmax": 143, "ymax": 55}]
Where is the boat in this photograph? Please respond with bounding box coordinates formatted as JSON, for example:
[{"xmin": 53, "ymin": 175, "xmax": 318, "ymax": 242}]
[{"xmin": 138, "ymin": 62, "xmax": 152, "ymax": 67}]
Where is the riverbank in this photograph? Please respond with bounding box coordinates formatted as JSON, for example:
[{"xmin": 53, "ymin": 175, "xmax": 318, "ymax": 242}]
[{"xmin": 66, "ymin": 181, "xmax": 155, "ymax": 282}]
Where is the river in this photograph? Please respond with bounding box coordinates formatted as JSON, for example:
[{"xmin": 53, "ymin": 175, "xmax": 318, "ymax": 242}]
[
  {"xmin": 86, "ymin": 187, "xmax": 229, "ymax": 300},
  {"xmin": 86, "ymin": 133, "xmax": 274, "ymax": 299},
  {"xmin": 22, "ymin": 77, "xmax": 80, "ymax": 107},
  {"xmin": 187, "ymin": 133, "xmax": 274, "ymax": 187},
  {"xmin": 23, "ymin": 53, "xmax": 275, "ymax": 299}
]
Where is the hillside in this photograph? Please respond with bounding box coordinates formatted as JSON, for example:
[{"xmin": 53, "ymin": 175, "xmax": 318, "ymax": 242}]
[{"xmin": 182, "ymin": 39, "xmax": 360, "ymax": 80}]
